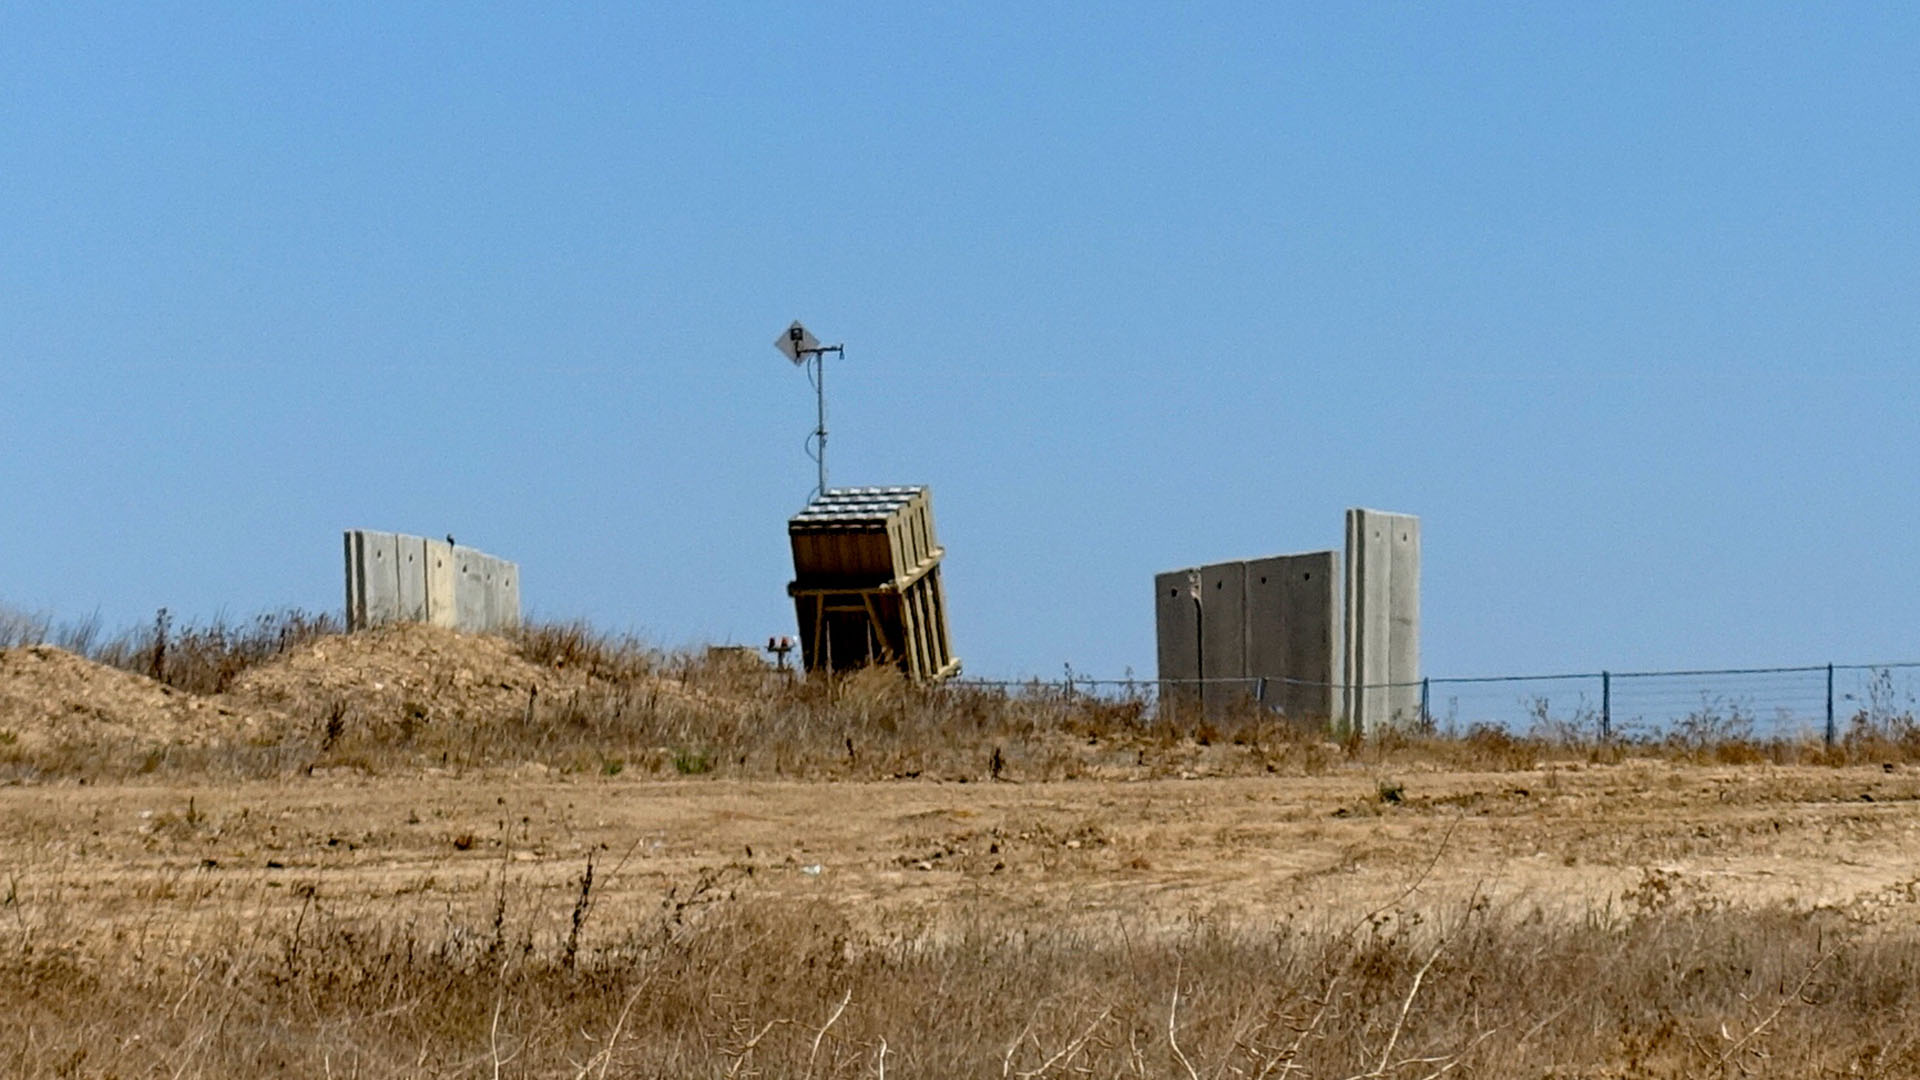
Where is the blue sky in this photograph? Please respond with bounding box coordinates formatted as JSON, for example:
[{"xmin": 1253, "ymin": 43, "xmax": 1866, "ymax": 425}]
[{"xmin": 3, "ymin": 5, "xmax": 1916, "ymax": 679}]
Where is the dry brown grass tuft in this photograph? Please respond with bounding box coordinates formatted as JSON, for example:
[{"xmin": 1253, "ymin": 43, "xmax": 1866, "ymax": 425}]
[
  {"xmin": 3, "ymin": 868, "xmax": 1917, "ymax": 1078},
  {"xmin": 509, "ymin": 619, "xmax": 658, "ymax": 683},
  {"xmin": 5, "ymin": 613, "xmax": 1920, "ymax": 783},
  {"xmin": 91, "ymin": 608, "xmax": 344, "ymax": 694}
]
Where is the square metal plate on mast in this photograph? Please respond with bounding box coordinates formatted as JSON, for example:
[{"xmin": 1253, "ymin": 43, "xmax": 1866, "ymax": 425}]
[{"xmin": 774, "ymin": 320, "xmax": 820, "ymax": 366}]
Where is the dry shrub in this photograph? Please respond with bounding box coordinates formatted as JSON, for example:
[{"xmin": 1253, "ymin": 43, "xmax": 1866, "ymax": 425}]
[
  {"xmin": 1842, "ymin": 708, "xmax": 1920, "ymax": 765},
  {"xmin": 509, "ymin": 619, "xmax": 656, "ymax": 682},
  {"xmin": 0, "ymin": 605, "xmax": 106, "ymax": 654},
  {"xmin": 90, "ymin": 608, "xmax": 342, "ymax": 694},
  {"xmin": 1460, "ymin": 723, "xmax": 1542, "ymax": 770},
  {"xmin": 14, "ymin": 613, "xmax": 1920, "ymax": 781}
]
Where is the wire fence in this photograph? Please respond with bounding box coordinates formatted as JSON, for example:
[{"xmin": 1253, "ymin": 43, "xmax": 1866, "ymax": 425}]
[{"xmin": 953, "ymin": 661, "xmax": 1920, "ymax": 744}]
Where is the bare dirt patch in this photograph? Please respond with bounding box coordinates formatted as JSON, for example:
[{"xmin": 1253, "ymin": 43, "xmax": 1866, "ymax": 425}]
[{"xmin": 11, "ymin": 763, "xmax": 1920, "ymax": 947}]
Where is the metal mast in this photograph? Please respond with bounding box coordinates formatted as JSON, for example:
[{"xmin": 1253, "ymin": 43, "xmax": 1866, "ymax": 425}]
[{"xmin": 774, "ymin": 321, "xmax": 845, "ymax": 497}]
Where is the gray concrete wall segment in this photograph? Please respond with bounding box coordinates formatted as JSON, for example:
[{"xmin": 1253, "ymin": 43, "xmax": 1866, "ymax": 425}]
[
  {"xmin": 1288, "ymin": 551, "xmax": 1344, "ymax": 715},
  {"xmin": 345, "ymin": 530, "xmax": 404, "ymax": 630},
  {"xmin": 382, "ymin": 532, "xmax": 403, "ymax": 623},
  {"xmin": 423, "ymin": 538, "xmax": 457, "ymax": 628},
  {"xmin": 1160, "ymin": 550, "xmax": 1346, "ymax": 724},
  {"xmin": 1341, "ymin": 513, "xmax": 1358, "ymax": 729},
  {"xmin": 1343, "ymin": 508, "xmax": 1421, "ymax": 734},
  {"xmin": 474, "ymin": 553, "xmax": 492, "ymax": 630},
  {"xmin": 1198, "ymin": 560, "xmax": 1248, "ymax": 716},
  {"xmin": 497, "ymin": 557, "xmax": 522, "ymax": 629},
  {"xmin": 372, "ymin": 530, "xmax": 403, "ymax": 627},
  {"xmin": 394, "ymin": 537, "xmax": 429, "ymax": 624},
  {"xmin": 483, "ymin": 554, "xmax": 502, "ymax": 629},
  {"xmin": 1154, "ymin": 569, "xmax": 1201, "ymax": 714},
  {"xmin": 348, "ymin": 531, "xmax": 519, "ymax": 634},
  {"xmin": 477, "ymin": 556, "xmax": 491, "ymax": 631},
  {"xmin": 483, "ymin": 553, "xmax": 520, "ymax": 630},
  {"xmin": 344, "ymin": 532, "xmax": 363, "ymax": 630},
  {"xmin": 1156, "ymin": 509, "xmax": 1416, "ymax": 734},
  {"xmin": 1245, "ymin": 550, "xmax": 1341, "ymax": 721},
  {"xmin": 1344, "ymin": 510, "xmax": 1387, "ymax": 734},
  {"xmin": 453, "ymin": 548, "xmax": 489, "ymax": 632},
  {"xmin": 1386, "ymin": 515, "xmax": 1422, "ymax": 725}
]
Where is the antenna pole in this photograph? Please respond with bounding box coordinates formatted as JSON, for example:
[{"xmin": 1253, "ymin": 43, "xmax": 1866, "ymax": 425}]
[
  {"xmin": 800, "ymin": 343, "xmax": 844, "ymax": 497},
  {"xmin": 777, "ymin": 322, "xmax": 844, "ymax": 501},
  {"xmin": 814, "ymin": 352, "xmax": 827, "ymax": 494}
]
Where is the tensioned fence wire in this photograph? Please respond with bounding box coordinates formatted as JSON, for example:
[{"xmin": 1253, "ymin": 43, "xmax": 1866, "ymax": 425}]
[{"xmin": 950, "ymin": 661, "xmax": 1920, "ymax": 741}]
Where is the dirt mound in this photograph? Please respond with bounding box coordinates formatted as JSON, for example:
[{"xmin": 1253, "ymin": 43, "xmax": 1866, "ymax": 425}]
[
  {"xmin": 0, "ymin": 625, "xmax": 748, "ymax": 766},
  {"xmin": 221, "ymin": 623, "xmax": 584, "ymax": 727},
  {"xmin": 223, "ymin": 624, "xmax": 751, "ymax": 732},
  {"xmin": 0, "ymin": 645, "xmax": 271, "ymax": 749}
]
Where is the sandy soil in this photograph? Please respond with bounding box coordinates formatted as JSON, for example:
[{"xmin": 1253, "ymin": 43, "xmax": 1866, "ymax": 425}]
[
  {"xmin": 7, "ymin": 631, "xmax": 1917, "ymax": 955},
  {"xmin": 8, "ymin": 762, "xmax": 1920, "ymax": 955},
  {"xmin": 0, "ymin": 624, "xmax": 725, "ymax": 757},
  {"xmin": 0, "ymin": 646, "xmax": 270, "ymax": 749}
]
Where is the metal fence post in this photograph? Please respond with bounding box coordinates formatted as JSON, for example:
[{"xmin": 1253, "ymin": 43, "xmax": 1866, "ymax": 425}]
[
  {"xmin": 1601, "ymin": 671, "xmax": 1611, "ymax": 742},
  {"xmin": 1420, "ymin": 677, "xmax": 1430, "ymax": 729},
  {"xmin": 1826, "ymin": 663, "xmax": 1836, "ymax": 748}
]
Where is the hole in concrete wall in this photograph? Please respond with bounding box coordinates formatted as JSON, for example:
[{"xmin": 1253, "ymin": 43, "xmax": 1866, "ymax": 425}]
[
  {"xmin": 1214, "ymin": 581, "xmax": 1222, "ymax": 590},
  {"xmin": 1168, "ymin": 589, "xmax": 1176, "ymax": 597},
  {"xmin": 1259, "ymin": 576, "xmax": 1267, "ymax": 584},
  {"xmin": 1303, "ymin": 572, "xmax": 1312, "ymax": 580}
]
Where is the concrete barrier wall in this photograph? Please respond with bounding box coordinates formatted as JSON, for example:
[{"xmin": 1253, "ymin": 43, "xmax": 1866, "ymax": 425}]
[
  {"xmin": 1343, "ymin": 509, "xmax": 1420, "ymax": 734},
  {"xmin": 344, "ymin": 530, "xmax": 521, "ymax": 633},
  {"xmin": 1198, "ymin": 560, "xmax": 1249, "ymax": 716},
  {"xmin": 1386, "ymin": 515, "xmax": 1420, "ymax": 723},
  {"xmin": 395, "ymin": 539, "xmax": 430, "ymax": 623},
  {"xmin": 1156, "ymin": 551, "xmax": 1342, "ymax": 722},
  {"xmin": 1154, "ymin": 569, "xmax": 1201, "ymax": 714},
  {"xmin": 344, "ymin": 531, "xmax": 398, "ymax": 630},
  {"xmin": 1246, "ymin": 551, "xmax": 1342, "ymax": 722},
  {"xmin": 453, "ymin": 550, "xmax": 493, "ymax": 631},
  {"xmin": 1156, "ymin": 508, "xmax": 1420, "ymax": 732},
  {"xmin": 424, "ymin": 537, "xmax": 457, "ymax": 628}
]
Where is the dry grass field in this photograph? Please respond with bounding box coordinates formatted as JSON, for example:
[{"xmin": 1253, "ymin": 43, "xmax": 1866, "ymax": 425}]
[{"xmin": 5, "ymin": 615, "xmax": 1920, "ymax": 1077}]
